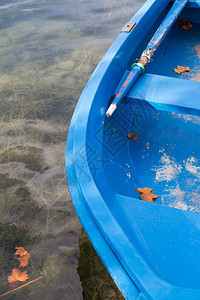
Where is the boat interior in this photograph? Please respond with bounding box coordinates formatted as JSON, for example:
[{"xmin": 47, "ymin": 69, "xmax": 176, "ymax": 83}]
[
  {"xmin": 92, "ymin": 2, "xmax": 200, "ymax": 291},
  {"xmin": 102, "ymin": 3, "xmax": 200, "ymax": 213}
]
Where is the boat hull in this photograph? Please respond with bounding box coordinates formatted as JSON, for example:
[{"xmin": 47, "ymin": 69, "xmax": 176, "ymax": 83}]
[{"xmin": 66, "ymin": 0, "xmax": 200, "ymax": 298}]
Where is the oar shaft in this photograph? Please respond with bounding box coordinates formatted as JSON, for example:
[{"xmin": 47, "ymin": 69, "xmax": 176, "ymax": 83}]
[
  {"xmin": 106, "ymin": 0, "xmax": 189, "ymax": 117},
  {"xmin": 142, "ymin": 0, "xmax": 188, "ymax": 61}
]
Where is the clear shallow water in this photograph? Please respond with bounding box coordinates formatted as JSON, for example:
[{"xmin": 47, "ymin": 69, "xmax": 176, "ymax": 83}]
[{"xmin": 0, "ymin": 0, "xmax": 144, "ymax": 298}]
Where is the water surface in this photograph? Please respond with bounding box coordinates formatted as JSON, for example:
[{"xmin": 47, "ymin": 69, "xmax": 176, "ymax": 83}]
[{"xmin": 0, "ymin": 0, "xmax": 145, "ymax": 298}]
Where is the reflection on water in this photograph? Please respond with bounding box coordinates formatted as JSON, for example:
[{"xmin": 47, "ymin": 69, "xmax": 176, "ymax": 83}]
[{"xmin": 0, "ymin": 0, "xmax": 144, "ymax": 298}]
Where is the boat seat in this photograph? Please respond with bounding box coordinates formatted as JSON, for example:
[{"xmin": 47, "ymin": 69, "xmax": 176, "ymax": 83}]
[
  {"xmin": 127, "ymin": 73, "xmax": 200, "ymax": 116},
  {"xmin": 116, "ymin": 193, "xmax": 200, "ymax": 292}
]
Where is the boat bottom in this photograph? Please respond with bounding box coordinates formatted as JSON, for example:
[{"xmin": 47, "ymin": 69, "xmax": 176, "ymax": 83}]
[{"xmin": 103, "ymin": 101, "xmax": 200, "ymax": 213}]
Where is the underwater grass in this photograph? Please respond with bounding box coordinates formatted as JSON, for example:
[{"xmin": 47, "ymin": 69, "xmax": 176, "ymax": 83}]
[
  {"xmin": 0, "ymin": 46, "xmax": 125, "ymax": 299},
  {"xmin": 78, "ymin": 230, "xmax": 124, "ymax": 300},
  {"xmin": 0, "ymin": 0, "xmax": 135, "ymax": 296}
]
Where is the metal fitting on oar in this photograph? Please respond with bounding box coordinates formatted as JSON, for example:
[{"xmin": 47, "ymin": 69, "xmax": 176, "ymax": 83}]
[{"xmin": 140, "ymin": 47, "xmax": 155, "ymax": 63}]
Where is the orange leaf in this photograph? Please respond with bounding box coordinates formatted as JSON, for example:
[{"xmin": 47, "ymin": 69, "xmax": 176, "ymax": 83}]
[
  {"xmin": 15, "ymin": 247, "xmax": 27, "ymax": 257},
  {"xmin": 149, "ymin": 193, "xmax": 160, "ymax": 199},
  {"xmin": 137, "ymin": 187, "xmax": 159, "ymax": 203},
  {"xmin": 16, "ymin": 252, "xmax": 30, "ymax": 267},
  {"xmin": 8, "ymin": 268, "xmax": 28, "ymax": 284},
  {"xmin": 127, "ymin": 133, "xmax": 138, "ymax": 140},
  {"xmin": 141, "ymin": 193, "xmax": 155, "ymax": 203},
  {"xmin": 174, "ymin": 65, "xmax": 190, "ymax": 74},
  {"xmin": 182, "ymin": 25, "xmax": 189, "ymax": 30},
  {"xmin": 137, "ymin": 187, "xmax": 153, "ymax": 194},
  {"xmin": 178, "ymin": 19, "xmax": 192, "ymax": 30}
]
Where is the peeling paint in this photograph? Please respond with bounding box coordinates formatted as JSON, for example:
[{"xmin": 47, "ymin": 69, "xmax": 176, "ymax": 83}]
[
  {"xmin": 185, "ymin": 156, "xmax": 200, "ymax": 178},
  {"xmin": 152, "ymin": 153, "xmax": 182, "ymax": 181},
  {"xmin": 194, "ymin": 44, "xmax": 200, "ymax": 59}
]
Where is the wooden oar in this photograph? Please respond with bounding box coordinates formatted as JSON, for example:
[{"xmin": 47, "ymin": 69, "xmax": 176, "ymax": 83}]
[{"xmin": 106, "ymin": 0, "xmax": 189, "ymax": 117}]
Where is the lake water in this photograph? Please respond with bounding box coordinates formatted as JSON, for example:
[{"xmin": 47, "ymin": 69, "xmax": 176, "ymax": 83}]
[{"xmin": 0, "ymin": 0, "xmax": 144, "ymax": 298}]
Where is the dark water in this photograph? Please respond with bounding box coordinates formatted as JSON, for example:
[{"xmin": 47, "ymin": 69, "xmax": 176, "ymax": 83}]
[{"xmin": 0, "ymin": 0, "xmax": 145, "ymax": 298}]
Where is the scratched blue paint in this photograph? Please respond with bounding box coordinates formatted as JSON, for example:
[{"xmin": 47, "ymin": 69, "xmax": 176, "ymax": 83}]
[
  {"xmin": 113, "ymin": 64, "xmax": 143, "ymax": 105},
  {"xmin": 66, "ymin": 0, "xmax": 200, "ymax": 299},
  {"xmin": 148, "ymin": 0, "xmax": 188, "ymax": 50}
]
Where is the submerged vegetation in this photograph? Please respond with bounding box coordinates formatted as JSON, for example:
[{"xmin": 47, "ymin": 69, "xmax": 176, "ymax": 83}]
[
  {"xmin": 0, "ymin": 17, "xmax": 118, "ymax": 300},
  {"xmin": 0, "ymin": 0, "xmax": 145, "ymax": 298},
  {"xmin": 78, "ymin": 230, "xmax": 124, "ymax": 300}
]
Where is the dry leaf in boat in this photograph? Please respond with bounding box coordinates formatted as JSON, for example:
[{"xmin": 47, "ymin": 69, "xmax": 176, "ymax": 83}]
[
  {"xmin": 8, "ymin": 268, "xmax": 28, "ymax": 284},
  {"xmin": 15, "ymin": 247, "xmax": 28, "ymax": 257},
  {"xmin": 137, "ymin": 187, "xmax": 159, "ymax": 203},
  {"xmin": 150, "ymin": 193, "xmax": 160, "ymax": 199},
  {"xmin": 127, "ymin": 133, "xmax": 138, "ymax": 140},
  {"xmin": 178, "ymin": 19, "xmax": 192, "ymax": 30},
  {"xmin": 141, "ymin": 193, "xmax": 155, "ymax": 203},
  {"xmin": 16, "ymin": 252, "xmax": 30, "ymax": 267},
  {"xmin": 137, "ymin": 187, "xmax": 153, "ymax": 194},
  {"xmin": 174, "ymin": 66, "xmax": 190, "ymax": 74}
]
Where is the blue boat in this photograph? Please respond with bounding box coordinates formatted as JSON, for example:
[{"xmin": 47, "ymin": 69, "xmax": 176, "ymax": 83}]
[{"xmin": 66, "ymin": 0, "xmax": 200, "ymax": 298}]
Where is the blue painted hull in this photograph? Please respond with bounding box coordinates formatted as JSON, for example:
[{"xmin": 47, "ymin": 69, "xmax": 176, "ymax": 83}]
[{"xmin": 66, "ymin": 1, "xmax": 200, "ymax": 299}]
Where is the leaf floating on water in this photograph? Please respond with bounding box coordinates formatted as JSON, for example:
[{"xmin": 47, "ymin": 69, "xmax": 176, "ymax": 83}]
[
  {"xmin": 5, "ymin": 247, "xmax": 31, "ymax": 292},
  {"xmin": 178, "ymin": 19, "xmax": 192, "ymax": 30},
  {"xmin": 15, "ymin": 247, "xmax": 27, "ymax": 257},
  {"xmin": 16, "ymin": 252, "xmax": 30, "ymax": 268},
  {"xmin": 8, "ymin": 268, "xmax": 28, "ymax": 284},
  {"xmin": 137, "ymin": 187, "xmax": 159, "ymax": 203},
  {"xmin": 15, "ymin": 247, "xmax": 30, "ymax": 267},
  {"xmin": 174, "ymin": 65, "xmax": 190, "ymax": 74},
  {"xmin": 127, "ymin": 133, "xmax": 138, "ymax": 140}
]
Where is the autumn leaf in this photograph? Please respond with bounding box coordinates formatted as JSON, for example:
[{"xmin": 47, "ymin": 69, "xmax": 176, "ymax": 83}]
[
  {"xmin": 16, "ymin": 252, "xmax": 30, "ymax": 268},
  {"xmin": 137, "ymin": 187, "xmax": 153, "ymax": 194},
  {"xmin": 15, "ymin": 247, "xmax": 30, "ymax": 267},
  {"xmin": 141, "ymin": 193, "xmax": 155, "ymax": 203},
  {"xmin": 15, "ymin": 247, "xmax": 27, "ymax": 257},
  {"xmin": 150, "ymin": 193, "xmax": 160, "ymax": 199},
  {"xmin": 8, "ymin": 268, "xmax": 28, "ymax": 284},
  {"xmin": 127, "ymin": 133, "xmax": 138, "ymax": 140},
  {"xmin": 137, "ymin": 187, "xmax": 159, "ymax": 203},
  {"xmin": 174, "ymin": 65, "xmax": 190, "ymax": 74},
  {"xmin": 178, "ymin": 19, "xmax": 192, "ymax": 30}
]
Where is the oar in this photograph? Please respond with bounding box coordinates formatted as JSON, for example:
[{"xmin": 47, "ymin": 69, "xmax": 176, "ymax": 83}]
[{"xmin": 106, "ymin": 0, "xmax": 189, "ymax": 117}]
